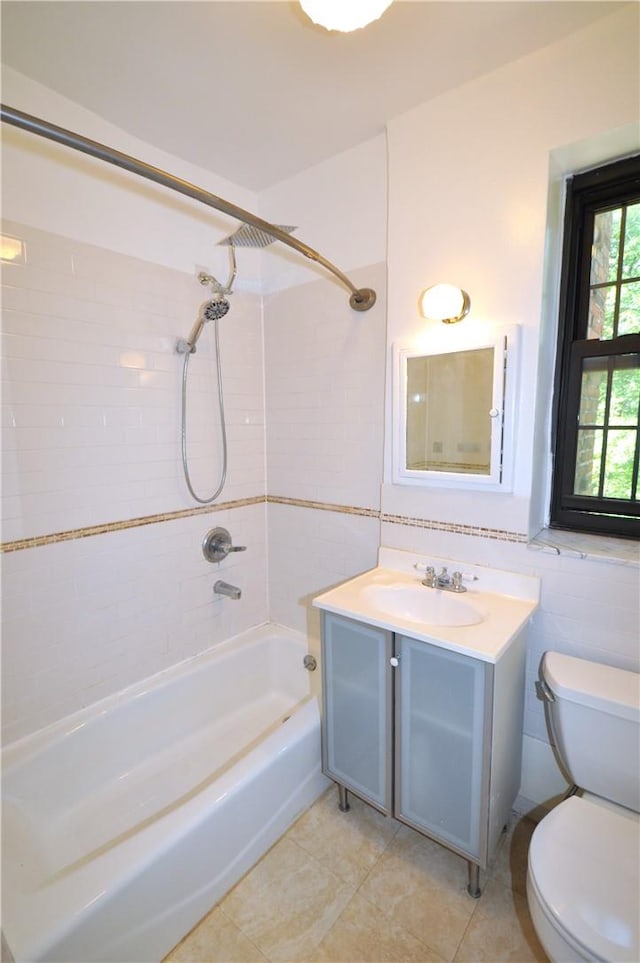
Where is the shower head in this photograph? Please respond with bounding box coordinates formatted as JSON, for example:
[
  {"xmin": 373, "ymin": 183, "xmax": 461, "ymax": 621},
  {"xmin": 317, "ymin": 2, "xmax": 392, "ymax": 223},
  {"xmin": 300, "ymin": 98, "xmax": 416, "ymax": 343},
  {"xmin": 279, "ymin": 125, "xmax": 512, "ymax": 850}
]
[
  {"xmin": 218, "ymin": 223, "xmax": 296, "ymax": 249},
  {"xmin": 176, "ymin": 296, "xmax": 231, "ymax": 354},
  {"xmin": 202, "ymin": 298, "xmax": 230, "ymax": 321}
]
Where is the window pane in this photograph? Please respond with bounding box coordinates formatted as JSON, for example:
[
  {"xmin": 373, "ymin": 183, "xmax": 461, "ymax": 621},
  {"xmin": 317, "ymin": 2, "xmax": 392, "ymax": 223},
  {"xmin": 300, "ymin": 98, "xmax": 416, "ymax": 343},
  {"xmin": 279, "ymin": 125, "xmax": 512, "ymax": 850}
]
[
  {"xmin": 591, "ymin": 208, "xmax": 621, "ymax": 284},
  {"xmin": 602, "ymin": 429, "xmax": 637, "ymax": 500},
  {"xmin": 618, "ymin": 280, "xmax": 640, "ymax": 336},
  {"xmin": 578, "ymin": 357, "xmax": 608, "ymax": 426},
  {"xmin": 553, "ymin": 157, "xmax": 640, "ymax": 536},
  {"xmin": 610, "ymin": 360, "xmax": 640, "ymax": 425},
  {"xmin": 587, "ymin": 285, "xmax": 616, "ymax": 339},
  {"xmin": 574, "ymin": 428, "xmax": 603, "ymax": 496},
  {"xmin": 622, "ymin": 202, "xmax": 640, "ymax": 279}
]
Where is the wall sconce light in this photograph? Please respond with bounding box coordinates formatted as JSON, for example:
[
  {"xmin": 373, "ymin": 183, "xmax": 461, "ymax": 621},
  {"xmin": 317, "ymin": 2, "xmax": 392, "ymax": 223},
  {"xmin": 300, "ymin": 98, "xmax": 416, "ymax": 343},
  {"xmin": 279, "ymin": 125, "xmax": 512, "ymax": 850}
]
[
  {"xmin": 300, "ymin": 0, "xmax": 393, "ymax": 32},
  {"xmin": 419, "ymin": 283, "xmax": 471, "ymax": 324},
  {"xmin": 0, "ymin": 234, "xmax": 25, "ymax": 263}
]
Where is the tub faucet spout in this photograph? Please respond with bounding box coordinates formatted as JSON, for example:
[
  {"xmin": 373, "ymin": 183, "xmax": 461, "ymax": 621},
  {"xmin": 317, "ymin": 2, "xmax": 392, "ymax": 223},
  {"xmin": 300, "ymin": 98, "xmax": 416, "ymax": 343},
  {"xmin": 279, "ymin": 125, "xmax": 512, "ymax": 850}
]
[{"xmin": 213, "ymin": 580, "xmax": 241, "ymax": 600}]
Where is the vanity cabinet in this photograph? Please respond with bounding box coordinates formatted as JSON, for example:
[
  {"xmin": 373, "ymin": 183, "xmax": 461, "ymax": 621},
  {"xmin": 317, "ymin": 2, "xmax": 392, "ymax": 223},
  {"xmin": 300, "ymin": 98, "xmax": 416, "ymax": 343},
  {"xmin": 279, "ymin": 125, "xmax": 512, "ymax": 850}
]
[{"xmin": 321, "ymin": 610, "xmax": 525, "ymax": 886}]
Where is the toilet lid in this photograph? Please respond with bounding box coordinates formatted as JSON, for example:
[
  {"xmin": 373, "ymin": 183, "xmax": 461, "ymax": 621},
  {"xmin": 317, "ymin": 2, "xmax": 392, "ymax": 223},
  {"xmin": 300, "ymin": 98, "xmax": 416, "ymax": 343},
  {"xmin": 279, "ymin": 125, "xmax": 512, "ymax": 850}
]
[{"xmin": 529, "ymin": 796, "xmax": 640, "ymax": 962}]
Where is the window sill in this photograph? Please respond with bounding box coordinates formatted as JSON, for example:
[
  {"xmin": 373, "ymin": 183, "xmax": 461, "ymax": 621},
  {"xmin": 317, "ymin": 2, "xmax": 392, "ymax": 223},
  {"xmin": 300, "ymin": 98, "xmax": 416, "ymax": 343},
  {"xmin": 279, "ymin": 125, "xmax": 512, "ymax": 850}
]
[{"xmin": 529, "ymin": 528, "xmax": 640, "ymax": 566}]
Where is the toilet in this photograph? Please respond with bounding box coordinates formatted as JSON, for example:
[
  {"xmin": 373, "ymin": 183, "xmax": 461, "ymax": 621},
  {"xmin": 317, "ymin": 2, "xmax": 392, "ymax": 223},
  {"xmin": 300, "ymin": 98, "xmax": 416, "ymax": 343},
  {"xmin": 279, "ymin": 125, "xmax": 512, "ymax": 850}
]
[{"xmin": 527, "ymin": 652, "xmax": 640, "ymax": 963}]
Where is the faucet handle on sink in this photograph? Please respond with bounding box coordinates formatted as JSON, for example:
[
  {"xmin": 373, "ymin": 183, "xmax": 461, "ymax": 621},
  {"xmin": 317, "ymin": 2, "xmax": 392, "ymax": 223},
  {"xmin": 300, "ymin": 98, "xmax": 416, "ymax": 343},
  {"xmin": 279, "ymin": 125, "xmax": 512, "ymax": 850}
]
[
  {"xmin": 420, "ymin": 566, "xmax": 438, "ymax": 588},
  {"xmin": 451, "ymin": 571, "xmax": 479, "ymax": 592}
]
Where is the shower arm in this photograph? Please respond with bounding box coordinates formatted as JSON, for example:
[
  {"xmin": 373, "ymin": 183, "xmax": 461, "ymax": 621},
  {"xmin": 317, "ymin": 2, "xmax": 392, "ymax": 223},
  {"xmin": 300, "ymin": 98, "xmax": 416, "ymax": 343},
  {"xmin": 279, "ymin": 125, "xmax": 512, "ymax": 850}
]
[{"xmin": 0, "ymin": 104, "xmax": 376, "ymax": 312}]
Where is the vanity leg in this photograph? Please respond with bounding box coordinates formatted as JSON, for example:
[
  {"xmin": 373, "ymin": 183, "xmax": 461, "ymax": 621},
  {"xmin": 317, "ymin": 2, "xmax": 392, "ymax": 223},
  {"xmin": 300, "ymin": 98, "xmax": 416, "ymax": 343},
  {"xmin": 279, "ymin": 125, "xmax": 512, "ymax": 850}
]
[
  {"xmin": 467, "ymin": 862, "xmax": 481, "ymax": 898},
  {"xmin": 338, "ymin": 785, "xmax": 351, "ymax": 813}
]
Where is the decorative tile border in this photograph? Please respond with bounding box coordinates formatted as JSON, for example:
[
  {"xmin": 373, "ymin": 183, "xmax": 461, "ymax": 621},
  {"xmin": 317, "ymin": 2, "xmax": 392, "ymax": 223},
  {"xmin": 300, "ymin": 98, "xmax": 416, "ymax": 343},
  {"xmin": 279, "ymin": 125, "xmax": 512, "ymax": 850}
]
[
  {"xmin": 0, "ymin": 496, "xmax": 266, "ymax": 553},
  {"xmin": 266, "ymin": 495, "xmax": 379, "ymax": 519},
  {"xmin": 269, "ymin": 496, "xmax": 527, "ymax": 543},
  {"xmin": 380, "ymin": 512, "xmax": 528, "ymax": 544},
  {"xmin": 0, "ymin": 493, "xmax": 527, "ymax": 554}
]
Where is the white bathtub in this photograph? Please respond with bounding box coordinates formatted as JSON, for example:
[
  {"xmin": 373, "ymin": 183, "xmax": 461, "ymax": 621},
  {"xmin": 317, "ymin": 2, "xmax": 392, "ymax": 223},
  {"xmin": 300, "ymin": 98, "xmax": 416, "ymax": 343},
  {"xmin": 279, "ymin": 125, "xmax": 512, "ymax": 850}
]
[{"xmin": 2, "ymin": 623, "xmax": 329, "ymax": 963}]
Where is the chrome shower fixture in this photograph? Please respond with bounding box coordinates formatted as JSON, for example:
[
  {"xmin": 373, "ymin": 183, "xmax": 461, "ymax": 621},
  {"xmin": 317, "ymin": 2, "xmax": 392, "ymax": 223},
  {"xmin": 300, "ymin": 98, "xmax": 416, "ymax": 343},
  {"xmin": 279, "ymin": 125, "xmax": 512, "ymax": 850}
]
[
  {"xmin": 176, "ymin": 295, "xmax": 230, "ymax": 355},
  {"xmin": 219, "ymin": 223, "xmax": 296, "ymax": 248},
  {"xmin": 176, "ymin": 293, "xmax": 229, "ymax": 504},
  {"xmin": 198, "ymin": 238, "xmax": 238, "ymax": 299},
  {"xmin": 202, "ymin": 298, "xmax": 230, "ymax": 322}
]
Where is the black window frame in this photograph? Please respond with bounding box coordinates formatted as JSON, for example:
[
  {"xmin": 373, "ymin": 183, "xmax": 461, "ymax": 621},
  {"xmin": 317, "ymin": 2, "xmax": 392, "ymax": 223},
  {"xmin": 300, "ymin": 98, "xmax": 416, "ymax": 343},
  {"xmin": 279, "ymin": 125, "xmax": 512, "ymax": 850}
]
[{"xmin": 550, "ymin": 155, "xmax": 640, "ymax": 539}]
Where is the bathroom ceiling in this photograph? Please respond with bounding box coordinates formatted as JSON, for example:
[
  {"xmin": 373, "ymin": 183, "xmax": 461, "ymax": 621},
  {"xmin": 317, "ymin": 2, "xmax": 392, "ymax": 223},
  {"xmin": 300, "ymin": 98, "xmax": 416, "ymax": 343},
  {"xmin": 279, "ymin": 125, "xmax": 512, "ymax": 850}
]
[{"xmin": 0, "ymin": 1, "xmax": 625, "ymax": 191}]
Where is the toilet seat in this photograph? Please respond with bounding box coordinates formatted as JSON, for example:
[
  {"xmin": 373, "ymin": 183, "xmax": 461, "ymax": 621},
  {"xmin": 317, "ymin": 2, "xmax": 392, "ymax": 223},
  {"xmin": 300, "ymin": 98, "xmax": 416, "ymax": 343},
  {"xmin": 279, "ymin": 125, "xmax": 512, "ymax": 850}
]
[{"xmin": 528, "ymin": 796, "xmax": 640, "ymax": 963}]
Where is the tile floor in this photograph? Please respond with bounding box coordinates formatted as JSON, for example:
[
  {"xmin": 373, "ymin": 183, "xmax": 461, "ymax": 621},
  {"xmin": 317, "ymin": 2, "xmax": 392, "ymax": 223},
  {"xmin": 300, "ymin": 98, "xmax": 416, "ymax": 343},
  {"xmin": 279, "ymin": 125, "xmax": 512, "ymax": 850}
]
[{"xmin": 164, "ymin": 787, "xmax": 548, "ymax": 963}]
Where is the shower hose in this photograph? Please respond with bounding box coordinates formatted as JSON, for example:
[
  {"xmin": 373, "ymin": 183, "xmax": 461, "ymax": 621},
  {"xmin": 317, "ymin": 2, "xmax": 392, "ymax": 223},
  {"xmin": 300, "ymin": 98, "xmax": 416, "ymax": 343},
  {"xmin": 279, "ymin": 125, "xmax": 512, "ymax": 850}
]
[{"xmin": 180, "ymin": 316, "xmax": 228, "ymax": 503}]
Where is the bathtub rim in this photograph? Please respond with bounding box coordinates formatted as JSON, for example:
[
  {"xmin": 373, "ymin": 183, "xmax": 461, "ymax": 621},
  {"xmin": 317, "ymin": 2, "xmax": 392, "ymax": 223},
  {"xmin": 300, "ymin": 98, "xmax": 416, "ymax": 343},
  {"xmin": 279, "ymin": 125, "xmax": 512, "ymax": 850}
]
[{"xmin": 1, "ymin": 620, "xmax": 310, "ymax": 763}]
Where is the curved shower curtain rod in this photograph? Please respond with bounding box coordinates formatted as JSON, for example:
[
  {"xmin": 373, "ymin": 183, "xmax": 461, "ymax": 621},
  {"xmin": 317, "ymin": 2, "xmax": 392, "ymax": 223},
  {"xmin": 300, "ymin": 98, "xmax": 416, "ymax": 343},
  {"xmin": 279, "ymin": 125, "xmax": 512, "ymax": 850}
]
[{"xmin": 0, "ymin": 104, "xmax": 376, "ymax": 311}]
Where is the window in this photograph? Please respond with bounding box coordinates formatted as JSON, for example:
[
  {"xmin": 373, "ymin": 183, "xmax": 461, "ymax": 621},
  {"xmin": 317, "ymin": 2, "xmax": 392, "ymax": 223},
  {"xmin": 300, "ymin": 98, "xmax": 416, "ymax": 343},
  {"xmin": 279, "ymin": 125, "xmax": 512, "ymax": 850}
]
[{"xmin": 551, "ymin": 155, "xmax": 640, "ymax": 539}]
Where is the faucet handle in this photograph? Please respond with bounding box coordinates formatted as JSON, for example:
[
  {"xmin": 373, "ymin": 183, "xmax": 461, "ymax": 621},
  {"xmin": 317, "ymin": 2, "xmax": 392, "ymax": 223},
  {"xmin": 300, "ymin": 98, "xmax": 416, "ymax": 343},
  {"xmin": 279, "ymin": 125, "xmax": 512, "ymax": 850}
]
[
  {"xmin": 421, "ymin": 566, "xmax": 438, "ymax": 588},
  {"xmin": 202, "ymin": 527, "xmax": 246, "ymax": 562},
  {"xmin": 451, "ymin": 571, "xmax": 478, "ymax": 592}
]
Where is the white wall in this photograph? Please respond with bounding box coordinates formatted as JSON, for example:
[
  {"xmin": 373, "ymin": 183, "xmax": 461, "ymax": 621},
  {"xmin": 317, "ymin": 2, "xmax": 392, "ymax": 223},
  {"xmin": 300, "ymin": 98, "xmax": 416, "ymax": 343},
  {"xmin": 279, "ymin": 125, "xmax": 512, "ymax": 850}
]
[
  {"xmin": 264, "ymin": 264, "xmax": 387, "ymax": 643},
  {"xmin": 259, "ymin": 128, "xmax": 389, "ymax": 653},
  {"xmin": 383, "ymin": 6, "xmax": 640, "ymax": 807},
  {"xmin": 1, "ymin": 222, "xmax": 265, "ymax": 537},
  {"xmin": 260, "ymin": 134, "xmax": 388, "ymax": 294}
]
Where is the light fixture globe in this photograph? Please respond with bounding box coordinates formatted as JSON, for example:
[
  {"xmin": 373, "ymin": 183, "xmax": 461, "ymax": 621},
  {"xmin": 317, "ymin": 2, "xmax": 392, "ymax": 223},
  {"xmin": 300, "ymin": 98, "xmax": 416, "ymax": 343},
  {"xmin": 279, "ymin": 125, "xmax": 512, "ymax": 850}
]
[
  {"xmin": 419, "ymin": 284, "xmax": 471, "ymax": 324},
  {"xmin": 300, "ymin": 0, "xmax": 393, "ymax": 32}
]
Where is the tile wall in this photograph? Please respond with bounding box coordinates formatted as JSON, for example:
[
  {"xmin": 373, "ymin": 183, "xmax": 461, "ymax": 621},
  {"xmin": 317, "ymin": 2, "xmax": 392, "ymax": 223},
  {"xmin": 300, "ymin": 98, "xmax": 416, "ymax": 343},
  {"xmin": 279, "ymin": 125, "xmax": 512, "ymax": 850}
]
[
  {"xmin": 264, "ymin": 264, "xmax": 387, "ymax": 639},
  {"xmin": 1, "ymin": 220, "xmax": 268, "ymax": 742}
]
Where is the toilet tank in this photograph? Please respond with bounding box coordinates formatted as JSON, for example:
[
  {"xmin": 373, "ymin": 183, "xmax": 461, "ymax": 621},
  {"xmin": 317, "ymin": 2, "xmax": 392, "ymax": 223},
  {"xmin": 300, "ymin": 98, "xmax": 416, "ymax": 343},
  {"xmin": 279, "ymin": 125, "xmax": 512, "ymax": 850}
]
[{"xmin": 542, "ymin": 652, "xmax": 640, "ymax": 813}]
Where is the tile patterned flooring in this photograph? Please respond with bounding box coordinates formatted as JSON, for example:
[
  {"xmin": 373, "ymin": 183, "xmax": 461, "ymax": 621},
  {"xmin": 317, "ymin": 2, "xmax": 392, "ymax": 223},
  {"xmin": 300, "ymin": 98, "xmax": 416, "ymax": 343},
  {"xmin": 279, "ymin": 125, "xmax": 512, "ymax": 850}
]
[{"xmin": 164, "ymin": 787, "xmax": 548, "ymax": 963}]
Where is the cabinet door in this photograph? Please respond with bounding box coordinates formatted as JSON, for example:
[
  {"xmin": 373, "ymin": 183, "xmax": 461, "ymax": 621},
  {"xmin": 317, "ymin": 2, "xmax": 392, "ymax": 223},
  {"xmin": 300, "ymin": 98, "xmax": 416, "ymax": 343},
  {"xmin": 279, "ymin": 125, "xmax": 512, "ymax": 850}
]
[
  {"xmin": 395, "ymin": 635, "xmax": 492, "ymax": 861},
  {"xmin": 321, "ymin": 612, "xmax": 393, "ymax": 813}
]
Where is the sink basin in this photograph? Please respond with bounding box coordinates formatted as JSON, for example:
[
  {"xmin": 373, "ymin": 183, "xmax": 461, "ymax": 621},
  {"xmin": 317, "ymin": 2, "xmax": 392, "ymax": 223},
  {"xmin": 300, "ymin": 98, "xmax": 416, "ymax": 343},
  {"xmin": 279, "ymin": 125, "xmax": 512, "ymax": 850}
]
[{"xmin": 363, "ymin": 584, "xmax": 484, "ymax": 627}]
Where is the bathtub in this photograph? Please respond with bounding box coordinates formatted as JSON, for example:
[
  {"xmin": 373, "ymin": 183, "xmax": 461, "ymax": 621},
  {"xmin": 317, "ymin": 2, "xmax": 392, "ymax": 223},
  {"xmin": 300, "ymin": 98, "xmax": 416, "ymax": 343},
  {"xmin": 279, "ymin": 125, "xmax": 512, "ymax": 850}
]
[{"xmin": 2, "ymin": 623, "xmax": 329, "ymax": 963}]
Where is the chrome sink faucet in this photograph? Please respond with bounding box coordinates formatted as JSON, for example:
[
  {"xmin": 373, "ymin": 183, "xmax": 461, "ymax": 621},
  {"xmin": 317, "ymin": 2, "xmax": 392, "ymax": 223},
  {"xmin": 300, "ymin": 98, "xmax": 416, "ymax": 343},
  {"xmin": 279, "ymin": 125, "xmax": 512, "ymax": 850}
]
[{"xmin": 421, "ymin": 566, "xmax": 467, "ymax": 593}]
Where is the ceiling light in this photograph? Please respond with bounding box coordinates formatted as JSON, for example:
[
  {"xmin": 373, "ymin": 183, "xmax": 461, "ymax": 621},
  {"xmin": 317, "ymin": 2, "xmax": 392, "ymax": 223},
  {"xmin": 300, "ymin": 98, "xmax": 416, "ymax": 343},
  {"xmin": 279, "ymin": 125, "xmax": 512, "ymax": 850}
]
[
  {"xmin": 419, "ymin": 284, "xmax": 471, "ymax": 324},
  {"xmin": 300, "ymin": 0, "xmax": 393, "ymax": 32}
]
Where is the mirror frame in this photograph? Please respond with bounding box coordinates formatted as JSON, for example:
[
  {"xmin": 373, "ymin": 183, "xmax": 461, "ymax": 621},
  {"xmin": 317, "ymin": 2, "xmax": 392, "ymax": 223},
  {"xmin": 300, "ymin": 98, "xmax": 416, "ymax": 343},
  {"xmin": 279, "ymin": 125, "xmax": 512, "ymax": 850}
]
[{"xmin": 393, "ymin": 328, "xmax": 519, "ymax": 491}]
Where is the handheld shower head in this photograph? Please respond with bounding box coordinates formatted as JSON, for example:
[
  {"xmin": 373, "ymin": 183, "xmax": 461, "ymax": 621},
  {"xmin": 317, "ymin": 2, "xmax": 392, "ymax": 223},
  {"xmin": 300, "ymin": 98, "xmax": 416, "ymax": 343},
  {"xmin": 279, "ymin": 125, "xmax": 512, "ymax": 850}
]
[
  {"xmin": 176, "ymin": 296, "xmax": 231, "ymax": 354},
  {"xmin": 202, "ymin": 298, "xmax": 230, "ymax": 322}
]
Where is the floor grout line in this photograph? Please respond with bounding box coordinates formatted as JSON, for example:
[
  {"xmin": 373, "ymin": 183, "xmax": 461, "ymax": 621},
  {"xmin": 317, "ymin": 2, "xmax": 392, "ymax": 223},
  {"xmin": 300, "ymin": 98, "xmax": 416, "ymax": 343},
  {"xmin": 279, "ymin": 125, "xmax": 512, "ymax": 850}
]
[
  {"xmin": 217, "ymin": 904, "xmax": 270, "ymax": 963},
  {"xmin": 163, "ymin": 793, "xmax": 544, "ymax": 963}
]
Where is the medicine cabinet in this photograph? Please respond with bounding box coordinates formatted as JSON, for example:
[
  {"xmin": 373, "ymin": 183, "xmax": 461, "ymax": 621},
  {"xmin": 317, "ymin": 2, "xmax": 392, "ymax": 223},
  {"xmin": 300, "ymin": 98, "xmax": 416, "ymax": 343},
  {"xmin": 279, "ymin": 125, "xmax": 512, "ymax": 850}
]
[{"xmin": 393, "ymin": 329, "xmax": 519, "ymax": 491}]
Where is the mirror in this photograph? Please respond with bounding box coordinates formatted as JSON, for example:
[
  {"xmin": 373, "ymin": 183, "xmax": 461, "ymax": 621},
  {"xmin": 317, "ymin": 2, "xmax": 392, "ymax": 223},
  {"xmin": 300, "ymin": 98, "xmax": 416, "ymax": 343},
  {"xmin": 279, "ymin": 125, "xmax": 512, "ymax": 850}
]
[
  {"xmin": 393, "ymin": 330, "xmax": 518, "ymax": 491},
  {"xmin": 406, "ymin": 348, "xmax": 494, "ymax": 475}
]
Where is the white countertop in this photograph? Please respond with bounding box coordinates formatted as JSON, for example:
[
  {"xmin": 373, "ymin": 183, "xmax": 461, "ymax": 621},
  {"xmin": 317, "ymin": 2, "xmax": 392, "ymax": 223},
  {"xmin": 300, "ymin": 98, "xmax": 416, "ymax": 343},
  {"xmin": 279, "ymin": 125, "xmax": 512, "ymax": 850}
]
[{"xmin": 313, "ymin": 555, "xmax": 539, "ymax": 664}]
